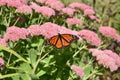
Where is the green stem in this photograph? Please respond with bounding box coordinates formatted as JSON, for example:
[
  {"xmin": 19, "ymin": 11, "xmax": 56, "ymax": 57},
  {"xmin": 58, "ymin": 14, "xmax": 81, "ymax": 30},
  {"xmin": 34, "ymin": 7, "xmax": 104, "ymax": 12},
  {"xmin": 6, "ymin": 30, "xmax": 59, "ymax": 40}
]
[
  {"xmin": 73, "ymin": 45, "xmax": 86, "ymax": 58},
  {"xmin": 13, "ymin": 17, "xmax": 19, "ymax": 26},
  {"xmin": 82, "ymin": 70, "xmax": 97, "ymax": 80},
  {"xmin": 32, "ymin": 46, "xmax": 49, "ymax": 74},
  {"xmin": 28, "ymin": 13, "xmax": 33, "ymax": 24},
  {"xmin": 0, "ymin": 46, "xmax": 28, "ymax": 63},
  {"xmin": 0, "ymin": 73, "xmax": 20, "ymax": 79},
  {"xmin": 7, "ymin": 12, "xmax": 12, "ymax": 27},
  {"xmin": 6, "ymin": 54, "xmax": 12, "ymax": 66}
]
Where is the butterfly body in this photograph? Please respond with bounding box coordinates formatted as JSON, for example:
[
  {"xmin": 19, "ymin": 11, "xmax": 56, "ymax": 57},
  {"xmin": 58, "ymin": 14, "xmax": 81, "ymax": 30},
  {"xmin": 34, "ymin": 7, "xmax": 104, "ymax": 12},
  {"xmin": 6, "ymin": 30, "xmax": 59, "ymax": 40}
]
[{"xmin": 46, "ymin": 33, "xmax": 79, "ymax": 49}]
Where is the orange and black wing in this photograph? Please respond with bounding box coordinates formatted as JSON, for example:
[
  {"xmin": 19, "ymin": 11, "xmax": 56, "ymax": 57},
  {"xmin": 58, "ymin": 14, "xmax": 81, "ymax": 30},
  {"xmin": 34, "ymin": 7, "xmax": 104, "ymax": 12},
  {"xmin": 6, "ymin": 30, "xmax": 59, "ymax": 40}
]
[
  {"xmin": 49, "ymin": 35, "xmax": 63, "ymax": 48},
  {"xmin": 47, "ymin": 34, "xmax": 79, "ymax": 49},
  {"xmin": 61, "ymin": 34, "xmax": 78, "ymax": 47}
]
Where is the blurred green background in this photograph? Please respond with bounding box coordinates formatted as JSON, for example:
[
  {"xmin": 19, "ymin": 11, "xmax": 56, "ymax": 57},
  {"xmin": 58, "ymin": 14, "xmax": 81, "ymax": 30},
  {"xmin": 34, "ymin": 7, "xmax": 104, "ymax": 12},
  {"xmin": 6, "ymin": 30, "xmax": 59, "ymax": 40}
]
[{"xmin": 62, "ymin": 0, "xmax": 120, "ymax": 34}]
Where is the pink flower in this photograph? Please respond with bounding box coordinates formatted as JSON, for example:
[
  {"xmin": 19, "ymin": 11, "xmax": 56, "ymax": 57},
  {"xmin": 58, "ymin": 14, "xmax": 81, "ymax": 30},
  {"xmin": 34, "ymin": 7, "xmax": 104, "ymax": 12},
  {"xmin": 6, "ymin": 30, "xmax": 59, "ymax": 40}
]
[
  {"xmin": 69, "ymin": 2, "xmax": 93, "ymax": 11},
  {"xmin": 62, "ymin": 7, "xmax": 75, "ymax": 16},
  {"xmin": 88, "ymin": 15, "xmax": 101, "ymax": 23},
  {"xmin": 0, "ymin": 39, "xmax": 8, "ymax": 46},
  {"xmin": 0, "ymin": 0, "xmax": 6, "ymax": 6},
  {"xmin": 20, "ymin": 0, "xmax": 27, "ymax": 4},
  {"xmin": 30, "ymin": 2, "xmax": 41, "ymax": 13},
  {"xmin": 0, "ymin": 35, "xmax": 8, "ymax": 46},
  {"xmin": 88, "ymin": 15, "xmax": 96, "ymax": 20},
  {"xmin": 16, "ymin": 5, "xmax": 32, "ymax": 14},
  {"xmin": 116, "ymin": 35, "xmax": 120, "ymax": 42},
  {"xmin": 59, "ymin": 27, "xmax": 78, "ymax": 35},
  {"xmin": 27, "ymin": 25, "xmax": 41, "ymax": 36},
  {"xmin": 84, "ymin": 9, "xmax": 95, "ymax": 15},
  {"xmin": 99, "ymin": 26, "xmax": 120, "ymax": 41},
  {"xmin": 95, "ymin": 18, "xmax": 101, "ymax": 23},
  {"xmin": 6, "ymin": 0, "xmax": 24, "ymax": 8},
  {"xmin": 71, "ymin": 65, "xmax": 84, "ymax": 78},
  {"xmin": 39, "ymin": 22, "xmax": 61, "ymax": 38},
  {"xmin": 4, "ymin": 26, "xmax": 28, "ymax": 42},
  {"xmin": 103, "ymin": 50, "xmax": 120, "ymax": 67},
  {"xmin": 89, "ymin": 49, "xmax": 119, "ymax": 72},
  {"xmin": 0, "ymin": 57, "xmax": 5, "ymax": 70},
  {"xmin": 45, "ymin": 0, "xmax": 64, "ymax": 11},
  {"xmin": 39, "ymin": 22, "xmax": 81, "ymax": 39},
  {"xmin": 35, "ymin": 0, "xmax": 47, "ymax": 3},
  {"xmin": 66, "ymin": 17, "xmax": 83, "ymax": 26},
  {"xmin": 30, "ymin": 2, "xmax": 55, "ymax": 17},
  {"xmin": 39, "ymin": 6, "xmax": 55, "ymax": 17},
  {"xmin": 78, "ymin": 30, "xmax": 101, "ymax": 46}
]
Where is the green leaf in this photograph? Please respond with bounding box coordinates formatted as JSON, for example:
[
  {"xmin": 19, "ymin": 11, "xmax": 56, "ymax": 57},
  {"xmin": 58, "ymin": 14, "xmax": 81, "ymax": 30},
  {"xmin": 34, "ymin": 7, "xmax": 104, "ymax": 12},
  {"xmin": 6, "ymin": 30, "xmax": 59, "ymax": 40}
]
[
  {"xmin": 37, "ymin": 38, "xmax": 44, "ymax": 50},
  {"xmin": 36, "ymin": 70, "xmax": 46, "ymax": 77},
  {"xmin": 41, "ymin": 55, "xmax": 55, "ymax": 67},
  {"xmin": 12, "ymin": 75, "xmax": 20, "ymax": 80},
  {"xmin": 84, "ymin": 65, "xmax": 93, "ymax": 76},
  {"xmin": 31, "ymin": 18, "xmax": 38, "ymax": 24},
  {"xmin": 20, "ymin": 63, "xmax": 32, "ymax": 74},
  {"xmin": 20, "ymin": 74, "xmax": 31, "ymax": 80},
  {"xmin": 30, "ymin": 74, "xmax": 39, "ymax": 80},
  {"xmin": 0, "ymin": 46, "xmax": 28, "ymax": 63},
  {"xmin": 28, "ymin": 49, "xmax": 37, "ymax": 68}
]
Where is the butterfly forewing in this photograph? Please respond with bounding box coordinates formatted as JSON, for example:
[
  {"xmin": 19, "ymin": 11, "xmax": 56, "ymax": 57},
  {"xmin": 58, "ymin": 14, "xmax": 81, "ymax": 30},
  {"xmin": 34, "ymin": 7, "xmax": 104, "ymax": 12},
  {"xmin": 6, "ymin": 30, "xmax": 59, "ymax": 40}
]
[
  {"xmin": 49, "ymin": 35, "xmax": 59, "ymax": 45},
  {"xmin": 61, "ymin": 34, "xmax": 77, "ymax": 42}
]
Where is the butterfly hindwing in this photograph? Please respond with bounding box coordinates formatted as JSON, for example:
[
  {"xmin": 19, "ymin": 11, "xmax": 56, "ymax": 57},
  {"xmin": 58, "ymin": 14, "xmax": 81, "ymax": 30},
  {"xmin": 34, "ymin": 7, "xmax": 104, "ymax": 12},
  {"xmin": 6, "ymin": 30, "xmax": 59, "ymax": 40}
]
[{"xmin": 55, "ymin": 37, "xmax": 63, "ymax": 48}]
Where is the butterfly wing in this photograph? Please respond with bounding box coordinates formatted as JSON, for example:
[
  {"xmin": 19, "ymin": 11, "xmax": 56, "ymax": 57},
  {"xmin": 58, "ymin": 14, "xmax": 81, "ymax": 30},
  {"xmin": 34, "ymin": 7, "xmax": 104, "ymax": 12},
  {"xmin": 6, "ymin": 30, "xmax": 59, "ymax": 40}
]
[
  {"xmin": 46, "ymin": 34, "xmax": 78, "ymax": 49},
  {"xmin": 55, "ymin": 38, "xmax": 63, "ymax": 48},
  {"xmin": 61, "ymin": 34, "xmax": 78, "ymax": 47}
]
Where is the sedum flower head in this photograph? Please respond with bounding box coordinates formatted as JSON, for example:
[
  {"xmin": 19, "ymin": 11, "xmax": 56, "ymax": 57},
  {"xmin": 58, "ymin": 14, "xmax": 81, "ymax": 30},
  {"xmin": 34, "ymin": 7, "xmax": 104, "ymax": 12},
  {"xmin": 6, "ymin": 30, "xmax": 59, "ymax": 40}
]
[
  {"xmin": 71, "ymin": 65, "xmax": 84, "ymax": 78},
  {"xmin": 4, "ymin": 26, "xmax": 28, "ymax": 42},
  {"xmin": 66, "ymin": 17, "xmax": 83, "ymax": 26},
  {"xmin": 99, "ymin": 26, "xmax": 120, "ymax": 42},
  {"xmin": 89, "ymin": 49, "xmax": 119, "ymax": 72},
  {"xmin": 16, "ymin": 5, "xmax": 32, "ymax": 14},
  {"xmin": 79, "ymin": 30, "xmax": 101, "ymax": 46}
]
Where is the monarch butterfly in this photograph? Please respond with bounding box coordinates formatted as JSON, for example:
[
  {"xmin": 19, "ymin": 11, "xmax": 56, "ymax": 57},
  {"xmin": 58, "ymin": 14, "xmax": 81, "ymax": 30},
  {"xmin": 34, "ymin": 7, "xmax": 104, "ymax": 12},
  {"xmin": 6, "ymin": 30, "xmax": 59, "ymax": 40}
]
[{"xmin": 46, "ymin": 33, "xmax": 79, "ymax": 49}]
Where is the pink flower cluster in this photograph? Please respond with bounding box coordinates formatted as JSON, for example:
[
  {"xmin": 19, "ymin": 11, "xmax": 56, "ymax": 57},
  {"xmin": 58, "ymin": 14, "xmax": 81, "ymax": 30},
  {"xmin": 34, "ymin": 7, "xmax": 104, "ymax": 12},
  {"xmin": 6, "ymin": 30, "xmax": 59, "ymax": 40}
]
[
  {"xmin": 62, "ymin": 7, "xmax": 75, "ymax": 16},
  {"xmin": 39, "ymin": 22, "xmax": 80, "ymax": 39},
  {"xmin": 99, "ymin": 26, "xmax": 120, "ymax": 42},
  {"xmin": 16, "ymin": 5, "xmax": 32, "ymax": 14},
  {"xmin": 4, "ymin": 26, "xmax": 28, "ymax": 42},
  {"xmin": 103, "ymin": 50, "xmax": 120, "ymax": 67},
  {"xmin": 66, "ymin": 17, "xmax": 83, "ymax": 26},
  {"xmin": 4, "ymin": 0, "xmax": 24, "ymax": 8},
  {"xmin": 0, "ymin": 22, "xmax": 83, "ymax": 47},
  {"xmin": 78, "ymin": 30, "xmax": 101, "ymax": 46},
  {"xmin": 27, "ymin": 25, "xmax": 41, "ymax": 36},
  {"xmin": 0, "ymin": 0, "xmax": 6, "ymax": 6},
  {"xmin": 69, "ymin": 2, "xmax": 100, "ymax": 23},
  {"xmin": 71, "ymin": 65, "xmax": 84, "ymax": 78},
  {"xmin": 38, "ymin": 6, "xmax": 55, "ymax": 17},
  {"xmin": 89, "ymin": 49, "xmax": 120, "ymax": 72},
  {"xmin": 45, "ymin": 0, "xmax": 64, "ymax": 11},
  {"xmin": 27, "ymin": 22, "xmax": 82, "ymax": 40},
  {"xmin": 30, "ymin": 2, "xmax": 55, "ymax": 17},
  {"xmin": 0, "ymin": 35, "xmax": 8, "ymax": 46},
  {"xmin": 0, "ymin": 57, "xmax": 4, "ymax": 70}
]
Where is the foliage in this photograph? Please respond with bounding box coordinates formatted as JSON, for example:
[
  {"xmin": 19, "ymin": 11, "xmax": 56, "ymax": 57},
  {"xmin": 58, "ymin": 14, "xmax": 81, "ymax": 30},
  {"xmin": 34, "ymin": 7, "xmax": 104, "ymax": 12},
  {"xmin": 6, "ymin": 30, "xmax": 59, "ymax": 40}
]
[{"xmin": 0, "ymin": 0, "xmax": 120, "ymax": 80}]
